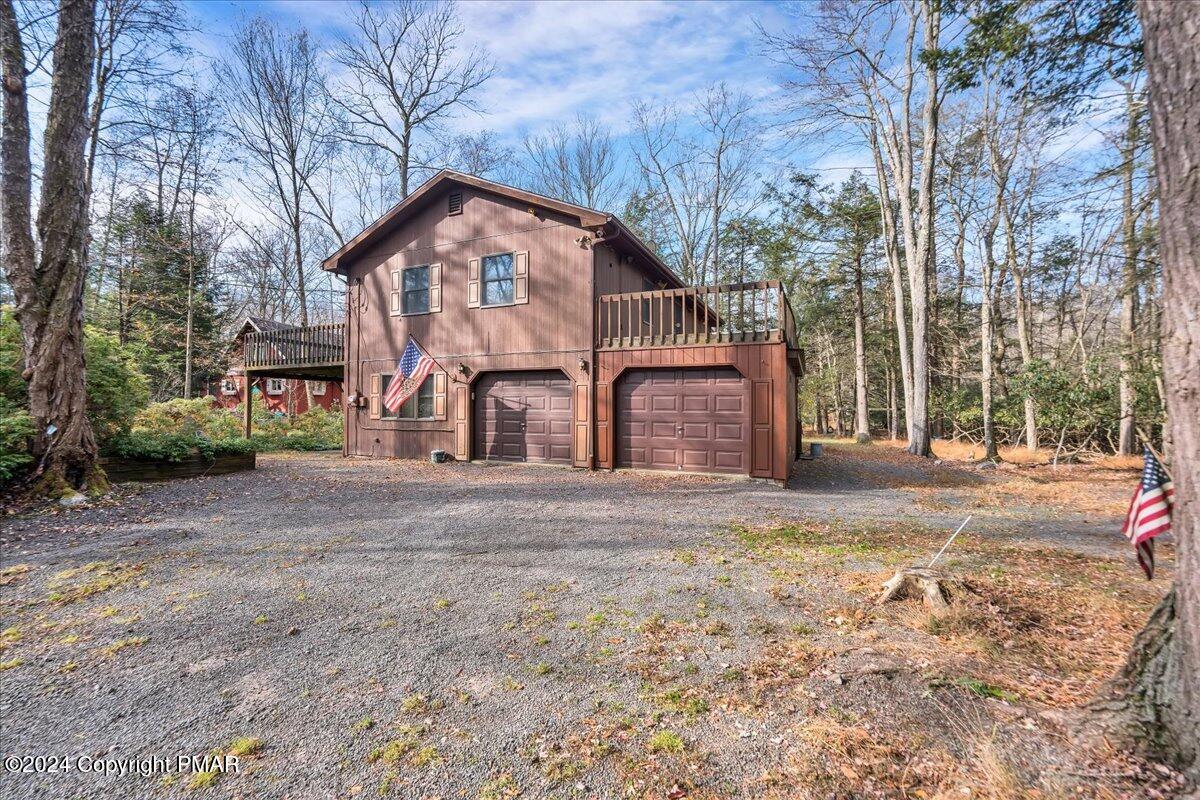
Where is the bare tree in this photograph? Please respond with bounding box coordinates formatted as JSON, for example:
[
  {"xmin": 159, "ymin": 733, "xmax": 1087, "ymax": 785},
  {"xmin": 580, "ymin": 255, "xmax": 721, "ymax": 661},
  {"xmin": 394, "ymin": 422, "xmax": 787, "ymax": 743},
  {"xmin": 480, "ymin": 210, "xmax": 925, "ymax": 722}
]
[
  {"xmin": 2, "ymin": 0, "xmax": 102, "ymax": 492},
  {"xmin": 219, "ymin": 17, "xmax": 338, "ymax": 408},
  {"xmin": 631, "ymin": 84, "xmax": 758, "ymax": 285},
  {"xmin": 332, "ymin": 0, "xmax": 493, "ymax": 197},
  {"xmin": 85, "ymin": 0, "xmax": 189, "ymax": 194},
  {"xmin": 523, "ymin": 114, "xmax": 624, "ymax": 210}
]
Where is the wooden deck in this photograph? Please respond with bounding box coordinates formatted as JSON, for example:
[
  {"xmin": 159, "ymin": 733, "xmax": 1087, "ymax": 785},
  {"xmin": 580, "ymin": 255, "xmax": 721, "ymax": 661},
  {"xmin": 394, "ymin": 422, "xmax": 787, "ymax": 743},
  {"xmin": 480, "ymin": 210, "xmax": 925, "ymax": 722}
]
[
  {"xmin": 243, "ymin": 322, "xmax": 345, "ymax": 380},
  {"xmin": 595, "ymin": 281, "xmax": 798, "ymax": 352}
]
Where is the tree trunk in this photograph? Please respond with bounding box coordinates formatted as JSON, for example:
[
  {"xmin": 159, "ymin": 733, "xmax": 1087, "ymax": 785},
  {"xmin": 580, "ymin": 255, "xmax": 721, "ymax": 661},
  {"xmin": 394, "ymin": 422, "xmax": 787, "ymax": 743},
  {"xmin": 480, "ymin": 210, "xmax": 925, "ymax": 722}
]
[
  {"xmin": 905, "ymin": 0, "xmax": 939, "ymax": 459},
  {"xmin": 1, "ymin": 0, "xmax": 104, "ymax": 494},
  {"xmin": 871, "ymin": 132, "xmax": 913, "ymax": 441},
  {"xmin": 853, "ymin": 252, "xmax": 870, "ymax": 444},
  {"xmin": 981, "ymin": 226, "xmax": 1000, "ymax": 462},
  {"xmin": 1111, "ymin": 0, "xmax": 1200, "ymax": 778},
  {"xmin": 1118, "ymin": 82, "xmax": 1141, "ymax": 456},
  {"xmin": 1004, "ymin": 205, "xmax": 1039, "ymax": 452}
]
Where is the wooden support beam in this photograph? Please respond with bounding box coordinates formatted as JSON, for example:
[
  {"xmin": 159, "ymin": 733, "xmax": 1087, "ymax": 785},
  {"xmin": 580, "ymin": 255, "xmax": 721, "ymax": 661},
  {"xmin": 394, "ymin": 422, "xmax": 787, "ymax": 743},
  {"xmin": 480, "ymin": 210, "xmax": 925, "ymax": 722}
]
[{"xmin": 243, "ymin": 373, "xmax": 253, "ymax": 439}]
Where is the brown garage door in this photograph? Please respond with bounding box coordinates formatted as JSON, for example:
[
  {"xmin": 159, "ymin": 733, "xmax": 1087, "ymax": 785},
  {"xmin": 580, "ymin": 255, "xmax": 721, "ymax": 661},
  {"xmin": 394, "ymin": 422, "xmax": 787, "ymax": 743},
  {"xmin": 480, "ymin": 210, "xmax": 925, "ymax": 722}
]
[
  {"xmin": 474, "ymin": 371, "xmax": 572, "ymax": 464},
  {"xmin": 616, "ymin": 368, "xmax": 749, "ymax": 474}
]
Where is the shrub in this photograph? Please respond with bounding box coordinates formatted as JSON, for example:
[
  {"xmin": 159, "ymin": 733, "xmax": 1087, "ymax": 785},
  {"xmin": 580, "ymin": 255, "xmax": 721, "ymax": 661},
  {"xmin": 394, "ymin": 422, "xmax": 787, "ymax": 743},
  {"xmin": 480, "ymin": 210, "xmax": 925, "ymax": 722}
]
[
  {"xmin": 0, "ymin": 399, "xmax": 34, "ymax": 482},
  {"xmin": 105, "ymin": 430, "xmax": 252, "ymax": 463},
  {"xmin": 131, "ymin": 397, "xmax": 241, "ymax": 440},
  {"xmin": 0, "ymin": 315, "xmax": 149, "ymax": 448},
  {"xmin": 244, "ymin": 405, "xmax": 342, "ymax": 452}
]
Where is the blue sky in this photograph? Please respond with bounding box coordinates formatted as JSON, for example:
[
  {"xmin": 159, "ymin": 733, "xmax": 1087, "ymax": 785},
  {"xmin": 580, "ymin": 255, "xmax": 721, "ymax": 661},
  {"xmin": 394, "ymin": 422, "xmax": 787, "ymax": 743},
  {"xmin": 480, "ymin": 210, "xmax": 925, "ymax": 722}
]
[{"xmin": 185, "ymin": 0, "xmax": 805, "ymax": 159}]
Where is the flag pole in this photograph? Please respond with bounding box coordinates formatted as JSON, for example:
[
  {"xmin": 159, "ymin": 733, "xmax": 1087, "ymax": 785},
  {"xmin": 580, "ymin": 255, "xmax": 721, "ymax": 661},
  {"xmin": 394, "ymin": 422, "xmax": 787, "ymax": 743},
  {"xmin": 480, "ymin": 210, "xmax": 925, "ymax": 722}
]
[{"xmin": 1136, "ymin": 426, "xmax": 1174, "ymax": 483}]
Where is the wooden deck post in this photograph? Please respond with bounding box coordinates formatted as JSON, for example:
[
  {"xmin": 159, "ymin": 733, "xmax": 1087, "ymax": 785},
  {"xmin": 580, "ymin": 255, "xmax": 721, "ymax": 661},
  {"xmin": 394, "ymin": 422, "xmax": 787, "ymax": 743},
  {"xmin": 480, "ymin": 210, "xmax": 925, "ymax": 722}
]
[{"xmin": 243, "ymin": 372, "xmax": 253, "ymax": 439}]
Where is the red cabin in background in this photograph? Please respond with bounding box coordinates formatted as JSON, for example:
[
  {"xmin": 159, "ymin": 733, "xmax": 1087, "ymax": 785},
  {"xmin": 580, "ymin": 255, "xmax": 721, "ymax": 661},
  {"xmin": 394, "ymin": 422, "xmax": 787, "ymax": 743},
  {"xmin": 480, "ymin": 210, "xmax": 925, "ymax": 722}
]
[{"xmin": 207, "ymin": 317, "xmax": 343, "ymax": 415}]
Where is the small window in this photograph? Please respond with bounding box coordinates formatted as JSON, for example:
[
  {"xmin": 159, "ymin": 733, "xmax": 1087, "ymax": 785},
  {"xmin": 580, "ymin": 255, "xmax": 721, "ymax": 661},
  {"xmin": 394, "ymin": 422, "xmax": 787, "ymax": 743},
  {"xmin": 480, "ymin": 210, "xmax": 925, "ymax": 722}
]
[
  {"xmin": 448, "ymin": 191, "xmax": 463, "ymax": 215},
  {"xmin": 380, "ymin": 374, "xmax": 435, "ymax": 420},
  {"xmin": 481, "ymin": 252, "xmax": 514, "ymax": 307},
  {"xmin": 309, "ymin": 380, "xmax": 326, "ymax": 396},
  {"xmin": 402, "ymin": 265, "xmax": 430, "ymax": 314},
  {"xmin": 221, "ymin": 379, "xmax": 238, "ymax": 396},
  {"xmin": 266, "ymin": 378, "xmax": 286, "ymax": 395}
]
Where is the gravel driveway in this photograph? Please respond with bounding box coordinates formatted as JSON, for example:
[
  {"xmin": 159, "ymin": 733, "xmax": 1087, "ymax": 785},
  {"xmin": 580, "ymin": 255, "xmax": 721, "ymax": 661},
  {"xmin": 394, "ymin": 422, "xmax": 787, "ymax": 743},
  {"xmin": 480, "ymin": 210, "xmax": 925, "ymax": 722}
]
[{"xmin": 0, "ymin": 450, "xmax": 1130, "ymax": 799}]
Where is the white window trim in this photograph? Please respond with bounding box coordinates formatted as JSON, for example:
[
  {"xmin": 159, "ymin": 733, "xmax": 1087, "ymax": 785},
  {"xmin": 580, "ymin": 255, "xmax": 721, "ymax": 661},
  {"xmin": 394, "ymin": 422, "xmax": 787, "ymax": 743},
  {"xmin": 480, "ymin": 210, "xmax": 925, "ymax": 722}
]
[
  {"xmin": 309, "ymin": 380, "xmax": 326, "ymax": 396},
  {"xmin": 266, "ymin": 378, "xmax": 286, "ymax": 396}
]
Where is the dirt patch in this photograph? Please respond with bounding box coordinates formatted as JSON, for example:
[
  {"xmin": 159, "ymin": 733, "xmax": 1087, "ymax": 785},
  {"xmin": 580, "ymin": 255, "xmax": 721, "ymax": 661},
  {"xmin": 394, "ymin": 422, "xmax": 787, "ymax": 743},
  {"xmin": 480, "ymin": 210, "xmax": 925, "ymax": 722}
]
[{"xmin": 0, "ymin": 449, "xmax": 1184, "ymax": 799}]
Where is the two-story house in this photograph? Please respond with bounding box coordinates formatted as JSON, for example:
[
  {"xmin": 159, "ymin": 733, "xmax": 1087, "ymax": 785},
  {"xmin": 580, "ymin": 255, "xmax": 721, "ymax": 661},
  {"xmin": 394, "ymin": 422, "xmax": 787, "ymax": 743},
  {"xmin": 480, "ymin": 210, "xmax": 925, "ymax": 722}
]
[{"xmin": 319, "ymin": 170, "xmax": 801, "ymax": 482}]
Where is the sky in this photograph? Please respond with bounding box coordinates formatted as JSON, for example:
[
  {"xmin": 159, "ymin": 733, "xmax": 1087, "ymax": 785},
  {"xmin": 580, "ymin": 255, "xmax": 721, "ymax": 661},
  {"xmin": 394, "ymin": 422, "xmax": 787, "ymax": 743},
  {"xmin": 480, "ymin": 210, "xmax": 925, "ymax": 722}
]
[{"xmin": 184, "ymin": 0, "xmax": 818, "ymax": 174}]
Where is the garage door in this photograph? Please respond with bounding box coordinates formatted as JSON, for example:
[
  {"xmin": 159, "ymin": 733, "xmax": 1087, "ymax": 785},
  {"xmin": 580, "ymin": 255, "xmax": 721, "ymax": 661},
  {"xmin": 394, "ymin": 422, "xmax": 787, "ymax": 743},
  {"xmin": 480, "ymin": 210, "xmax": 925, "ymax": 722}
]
[
  {"xmin": 474, "ymin": 371, "xmax": 572, "ymax": 464},
  {"xmin": 616, "ymin": 368, "xmax": 749, "ymax": 474}
]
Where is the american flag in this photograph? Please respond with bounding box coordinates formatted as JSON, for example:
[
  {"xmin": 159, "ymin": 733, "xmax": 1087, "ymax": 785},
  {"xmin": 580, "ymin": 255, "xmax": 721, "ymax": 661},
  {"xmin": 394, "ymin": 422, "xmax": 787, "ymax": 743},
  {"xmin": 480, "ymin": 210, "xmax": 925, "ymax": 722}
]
[
  {"xmin": 1121, "ymin": 446, "xmax": 1174, "ymax": 579},
  {"xmin": 383, "ymin": 337, "xmax": 434, "ymax": 414}
]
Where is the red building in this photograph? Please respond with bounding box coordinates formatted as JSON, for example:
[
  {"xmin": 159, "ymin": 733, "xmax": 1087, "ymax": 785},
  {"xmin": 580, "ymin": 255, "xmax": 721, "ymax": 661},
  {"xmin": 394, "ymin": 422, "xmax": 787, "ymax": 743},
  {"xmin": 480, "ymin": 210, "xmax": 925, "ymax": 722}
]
[{"xmin": 209, "ymin": 318, "xmax": 342, "ymax": 414}]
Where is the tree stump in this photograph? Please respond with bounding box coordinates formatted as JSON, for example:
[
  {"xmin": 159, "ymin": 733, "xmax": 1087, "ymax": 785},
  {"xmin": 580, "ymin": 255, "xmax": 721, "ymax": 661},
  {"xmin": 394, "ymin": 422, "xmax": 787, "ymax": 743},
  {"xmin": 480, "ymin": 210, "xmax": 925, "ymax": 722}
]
[{"xmin": 877, "ymin": 568, "xmax": 951, "ymax": 612}]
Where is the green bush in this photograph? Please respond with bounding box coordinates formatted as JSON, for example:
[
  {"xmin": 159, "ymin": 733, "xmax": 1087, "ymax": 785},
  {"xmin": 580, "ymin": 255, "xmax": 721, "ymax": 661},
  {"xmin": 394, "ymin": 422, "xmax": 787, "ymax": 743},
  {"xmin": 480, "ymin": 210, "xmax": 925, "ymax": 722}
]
[
  {"xmin": 119, "ymin": 396, "xmax": 343, "ymax": 458},
  {"xmin": 85, "ymin": 328, "xmax": 150, "ymax": 443},
  {"xmin": 0, "ymin": 398, "xmax": 34, "ymax": 482},
  {"xmin": 0, "ymin": 315, "xmax": 149, "ymax": 447},
  {"xmin": 131, "ymin": 397, "xmax": 241, "ymax": 440},
  {"xmin": 107, "ymin": 397, "xmax": 254, "ymax": 462},
  {"xmin": 239, "ymin": 401, "xmax": 342, "ymax": 453},
  {"xmin": 105, "ymin": 430, "xmax": 253, "ymax": 463}
]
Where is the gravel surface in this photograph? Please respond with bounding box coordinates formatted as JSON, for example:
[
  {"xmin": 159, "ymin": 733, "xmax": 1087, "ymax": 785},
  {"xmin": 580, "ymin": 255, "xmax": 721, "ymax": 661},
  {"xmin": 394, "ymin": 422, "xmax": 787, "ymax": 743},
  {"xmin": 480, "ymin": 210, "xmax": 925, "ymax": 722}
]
[{"xmin": 0, "ymin": 449, "xmax": 1130, "ymax": 799}]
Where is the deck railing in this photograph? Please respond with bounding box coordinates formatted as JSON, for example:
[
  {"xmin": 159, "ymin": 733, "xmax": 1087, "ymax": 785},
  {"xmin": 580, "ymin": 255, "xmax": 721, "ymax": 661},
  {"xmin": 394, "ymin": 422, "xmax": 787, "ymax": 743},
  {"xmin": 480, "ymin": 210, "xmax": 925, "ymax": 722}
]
[
  {"xmin": 596, "ymin": 280, "xmax": 797, "ymax": 350},
  {"xmin": 244, "ymin": 322, "xmax": 345, "ymax": 369}
]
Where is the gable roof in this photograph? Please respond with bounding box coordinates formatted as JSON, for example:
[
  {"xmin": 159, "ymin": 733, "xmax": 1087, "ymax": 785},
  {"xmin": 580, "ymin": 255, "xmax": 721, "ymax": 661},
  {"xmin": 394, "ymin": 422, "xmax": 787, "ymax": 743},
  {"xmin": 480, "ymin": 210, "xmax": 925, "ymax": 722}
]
[
  {"xmin": 320, "ymin": 169, "xmax": 682, "ymax": 287},
  {"xmin": 238, "ymin": 316, "xmax": 294, "ymax": 338}
]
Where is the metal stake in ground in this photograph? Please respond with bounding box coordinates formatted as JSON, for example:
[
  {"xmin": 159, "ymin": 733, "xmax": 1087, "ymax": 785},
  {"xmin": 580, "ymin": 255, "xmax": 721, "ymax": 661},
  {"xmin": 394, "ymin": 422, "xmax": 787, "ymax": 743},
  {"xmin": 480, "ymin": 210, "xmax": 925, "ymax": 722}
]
[
  {"xmin": 928, "ymin": 515, "xmax": 972, "ymax": 568},
  {"xmin": 877, "ymin": 515, "xmax": 973, "ymax": 611}
]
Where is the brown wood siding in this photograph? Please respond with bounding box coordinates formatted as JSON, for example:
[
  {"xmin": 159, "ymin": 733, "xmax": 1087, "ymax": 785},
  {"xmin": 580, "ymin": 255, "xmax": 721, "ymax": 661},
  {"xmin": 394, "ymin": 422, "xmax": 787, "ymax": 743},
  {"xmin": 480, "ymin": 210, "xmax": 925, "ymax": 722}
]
[
  {"xmin": 596, "ymin": 341, "xmax": 795, "ymax": 481},
  {"xmin": 593, "ymin": 244, "xmax": 668, "ymax": 297},
  {"xmin": 343, "ymin": 186, "xmax": 594, "ymax": 462}
]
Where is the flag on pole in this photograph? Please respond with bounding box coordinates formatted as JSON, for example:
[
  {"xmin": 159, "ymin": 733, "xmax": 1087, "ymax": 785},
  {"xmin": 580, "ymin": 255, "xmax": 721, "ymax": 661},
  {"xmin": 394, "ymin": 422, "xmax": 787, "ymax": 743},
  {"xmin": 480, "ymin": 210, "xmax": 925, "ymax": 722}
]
[
  {"xmin": 1121, "ymin": 445, "xmax": 1174, "ymax": 579},
  {"xmin": 383, "ymin": 337, "xmax": 434, "ymax": 414}
]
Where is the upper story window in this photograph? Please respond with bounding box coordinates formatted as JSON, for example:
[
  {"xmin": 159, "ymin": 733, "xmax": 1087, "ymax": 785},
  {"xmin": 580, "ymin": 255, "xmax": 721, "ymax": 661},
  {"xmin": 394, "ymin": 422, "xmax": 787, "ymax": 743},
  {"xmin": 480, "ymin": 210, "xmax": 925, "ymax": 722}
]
[
  {"xmin": 402, "ymin": 265, "xmax": 430, "ymax": 314},
  {"xmin": 482, "ymin": 252, "xmax": 514, "ymax": 307},
  {"xmin": 266, "ymin": 378, "xmax": 285, "ymax": 395},
  {"xmin": 380, "ymin": 374, "xmax": 434, "ymax": 420}
]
